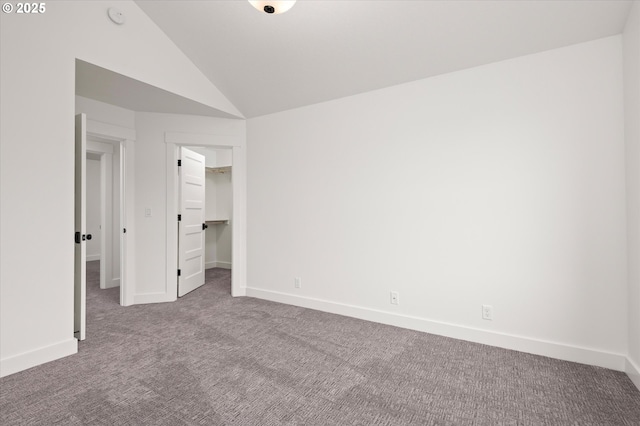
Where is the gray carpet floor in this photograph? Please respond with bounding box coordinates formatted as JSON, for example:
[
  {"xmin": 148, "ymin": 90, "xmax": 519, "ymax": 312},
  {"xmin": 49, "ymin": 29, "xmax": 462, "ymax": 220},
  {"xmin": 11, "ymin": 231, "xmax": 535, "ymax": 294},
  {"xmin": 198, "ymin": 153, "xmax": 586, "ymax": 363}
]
[{"xmin": 1, "ymin": 261, "xmax": 639, "ymax": 425}]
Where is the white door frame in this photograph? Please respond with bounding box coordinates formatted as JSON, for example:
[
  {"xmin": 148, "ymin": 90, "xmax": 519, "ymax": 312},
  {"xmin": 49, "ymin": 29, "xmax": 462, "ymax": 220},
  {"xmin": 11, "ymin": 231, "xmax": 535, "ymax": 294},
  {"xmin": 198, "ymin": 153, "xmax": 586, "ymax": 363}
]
[
  {"xmin": 165, "ymin": 132, "xmax": 246, "ymax": 298},
  {"xmin": 86, "ymin": 119, "xmax": 136, "ymax": 306}
]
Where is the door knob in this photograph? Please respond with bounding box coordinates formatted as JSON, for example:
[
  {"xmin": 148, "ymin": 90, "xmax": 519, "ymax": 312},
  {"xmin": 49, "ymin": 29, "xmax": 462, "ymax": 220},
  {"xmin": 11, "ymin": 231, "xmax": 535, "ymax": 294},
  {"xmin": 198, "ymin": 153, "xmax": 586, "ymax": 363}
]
[
  {"xmin": 74, "ymin": 232, "xmax": 91, "ymax": 243},
  {"xmin": 202, "ymin": 223, "xmax": 208, "ymax": 230}
]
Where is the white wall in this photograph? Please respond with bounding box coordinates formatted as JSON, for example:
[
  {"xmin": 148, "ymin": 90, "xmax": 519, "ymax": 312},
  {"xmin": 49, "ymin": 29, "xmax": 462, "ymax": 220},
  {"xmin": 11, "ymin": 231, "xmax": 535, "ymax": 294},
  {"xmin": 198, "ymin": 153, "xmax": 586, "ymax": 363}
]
[
  {"xmin": 134, "ymin": 113, "xmax": 245, "ymax": 300},
  {"xmin": 76, "ymin": 96, "xmax": 135, "ymax": 130},
  {"xmin": 0, "ymin": 1, "xmax": 240, "ymax": 377},
  {"xmin": 623, "ymin": 0, "xmax": 640, "ymax": 389},
  {"xmin": 205, "ymin": 170, "xmax": 218, "ymax": 268},
  {"xmin": 216, "ymin": 150, "xmax": 233, "ymax": 168},
  {"xmin": 214, "ymin": 167, "xmax": 233, "ymax": 268},
  {"xmin": 202, "ymin": 150, "xmax": 233, "ymax": 270},
  {"xmin": 247, "ymin": 36, "xmax": 628, "ymax": 370},
  {"xmin": 86, "ymin": 159, "xmax": 102, "ymax": 261}
]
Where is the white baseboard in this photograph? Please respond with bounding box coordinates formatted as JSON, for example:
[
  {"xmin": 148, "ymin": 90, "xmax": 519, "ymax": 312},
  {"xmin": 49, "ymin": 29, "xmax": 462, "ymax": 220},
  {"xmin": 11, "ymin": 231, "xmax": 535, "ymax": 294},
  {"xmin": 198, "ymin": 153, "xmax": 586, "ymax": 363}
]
[
  {"xmin": 206, "ymin": 261, "xmax": 232, "ymax": 270},
  {"xmin": 105, "ymin": 278, "xmax": 120, "ymax": 289},
  {"xmin": 0, "ymin": 338, "xmax": 77, "ymax": 378},
  {"xmin": 627, "ymin": 357, "xmax": 640, "ymax": 392},
  {"xmin": 245, "ymin": 287, "xmax": 627, "ymax": 372},
  {"xmin": 86, "ymin": 254, "xmax": 100, "ymax": 262}
]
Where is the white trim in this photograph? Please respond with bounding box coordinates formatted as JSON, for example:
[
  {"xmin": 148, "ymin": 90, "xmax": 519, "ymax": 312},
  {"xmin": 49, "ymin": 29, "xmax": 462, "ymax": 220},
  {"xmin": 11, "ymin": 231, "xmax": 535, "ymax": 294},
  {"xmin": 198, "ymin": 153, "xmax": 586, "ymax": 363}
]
[
  {"xmin": 99, "ymin": 152, "xmax": 107, "ymax": 289},
  {"xmin": 230, "ymin": 145, "xmax": 247, "ymax": 297},
  {"xmin": 245, "ymin": 287, "xmax": 627, "ymax": 372},
  {"xmin": 87, "ymin": 119, "xmax": 136, "ymax": 141},
  {"xmin": 627, "ymin": 357, "xmax": 640, "ymax": 391},
  {"xmin": 86, "ymin": 139, "xmax": 114, "ymax": 154},
  {"xmin": 165, "ymin": 131, "xmax": 242, "ymax": 147},
  {"xmin": 166, "ymin": 144, "xmax": 179, "ymax": 300},
  {"xmin": 205, "ymin": 261, "xmax": 232, "ymax": 270},
  {"xmin": 120, "ymin": 139, "xmax": 135, "ymax": 306},
  {"xmin": 86, "ymin": 254, "xmax": 101, "ymax": 262},
  {"xmin": 0, "ymin": 339, "xmax": 77, "ymax": 378}
]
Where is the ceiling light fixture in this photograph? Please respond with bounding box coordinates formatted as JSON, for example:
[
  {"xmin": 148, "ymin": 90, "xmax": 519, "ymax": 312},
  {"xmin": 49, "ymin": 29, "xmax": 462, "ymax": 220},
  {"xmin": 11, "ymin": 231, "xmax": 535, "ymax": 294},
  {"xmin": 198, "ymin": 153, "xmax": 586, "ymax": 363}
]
[{"xmin": 249, "ymin": 1, "xmax": 296, "ymax": 15}]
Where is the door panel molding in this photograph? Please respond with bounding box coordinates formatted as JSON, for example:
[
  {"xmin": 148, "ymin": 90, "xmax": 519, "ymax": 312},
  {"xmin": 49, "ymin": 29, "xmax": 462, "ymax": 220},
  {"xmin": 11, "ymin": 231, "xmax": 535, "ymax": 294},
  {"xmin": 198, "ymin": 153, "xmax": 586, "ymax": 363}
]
[{"xmin": 178, "ymin": 147, "xmax": 206, "ymax": 297}]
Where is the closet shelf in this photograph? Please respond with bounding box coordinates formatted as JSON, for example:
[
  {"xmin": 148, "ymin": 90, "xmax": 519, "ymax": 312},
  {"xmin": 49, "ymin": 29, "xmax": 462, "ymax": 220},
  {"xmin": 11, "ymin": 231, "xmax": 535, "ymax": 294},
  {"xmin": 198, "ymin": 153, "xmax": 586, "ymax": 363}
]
[
  {"xmin": 206, "ymin": 166, "xmax": 231, "ymax": 174},
  {"xmin": 205, "ymin": 219, "xmax": 229, "ymax": 225}
]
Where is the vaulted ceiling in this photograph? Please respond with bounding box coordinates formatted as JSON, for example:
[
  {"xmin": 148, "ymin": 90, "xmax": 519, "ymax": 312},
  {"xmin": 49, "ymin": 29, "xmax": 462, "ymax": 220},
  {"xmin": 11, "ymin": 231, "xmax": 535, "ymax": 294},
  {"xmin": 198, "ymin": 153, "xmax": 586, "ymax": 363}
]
[{"xmin": 135, "ymin": 0, "xmax": 633, "ymax": 118}]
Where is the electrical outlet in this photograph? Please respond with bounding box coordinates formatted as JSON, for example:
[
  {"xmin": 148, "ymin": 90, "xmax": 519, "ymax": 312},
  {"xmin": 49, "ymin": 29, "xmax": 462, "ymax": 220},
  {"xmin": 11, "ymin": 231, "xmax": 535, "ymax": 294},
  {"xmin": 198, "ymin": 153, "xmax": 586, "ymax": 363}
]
[
  {"xmin": 145, "ymin": 208, "xmax": 152, "ymax": 217},
  {"xmin": 482, "ymin": 304, "xmax": 493, "ymax": 320},
  {"xmin": 390, "ymin": 291, "xmax": 399, "ymax": 305},
  {"xmin": 294, "ymin": 277, "xmax": 301, "ymax": 289}
]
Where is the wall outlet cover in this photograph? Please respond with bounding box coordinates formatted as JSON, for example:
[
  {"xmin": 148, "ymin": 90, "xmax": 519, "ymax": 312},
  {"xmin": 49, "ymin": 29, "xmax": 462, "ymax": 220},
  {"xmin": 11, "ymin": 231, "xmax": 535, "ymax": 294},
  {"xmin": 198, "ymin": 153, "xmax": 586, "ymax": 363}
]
[{"xmin": 482, "ymin": 304, "xmax": 493, "ymax": 320}]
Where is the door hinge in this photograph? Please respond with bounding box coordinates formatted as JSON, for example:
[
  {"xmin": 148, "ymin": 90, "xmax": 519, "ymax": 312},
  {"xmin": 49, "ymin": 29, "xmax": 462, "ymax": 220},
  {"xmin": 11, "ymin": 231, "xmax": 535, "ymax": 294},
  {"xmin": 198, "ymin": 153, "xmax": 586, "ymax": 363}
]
[
  {"xmin": 177, "ymin": 269, "xmax": 181, "ymax": 277},
  {"xmin": 178, "ymin": 214, "xmax": 182, "ymax": 222},
  {"xmin": 177, "ymin": 159, "xmax": 182, "ymax": 167}
]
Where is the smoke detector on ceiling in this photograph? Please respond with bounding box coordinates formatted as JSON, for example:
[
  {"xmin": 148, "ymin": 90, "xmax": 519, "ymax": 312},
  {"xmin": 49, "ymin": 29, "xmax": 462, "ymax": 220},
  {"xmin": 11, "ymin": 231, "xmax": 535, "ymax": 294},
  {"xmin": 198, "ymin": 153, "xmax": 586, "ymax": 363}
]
[
  {"xmin": 107, "ymin": 7, "xmax": 126, "ymax": 25},
  {"xmin": 249, "ymin": 1, "xmax": 296, "ymax": 15}
]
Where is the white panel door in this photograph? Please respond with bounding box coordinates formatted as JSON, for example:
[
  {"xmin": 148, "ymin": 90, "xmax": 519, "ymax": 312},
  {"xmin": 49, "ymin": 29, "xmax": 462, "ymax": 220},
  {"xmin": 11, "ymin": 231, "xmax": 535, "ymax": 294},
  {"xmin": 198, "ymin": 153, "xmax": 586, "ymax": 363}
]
[
  {"xmin": 178, "ymin": 147, "xmax": 206, "ymax": 297},
  {"xmin": 74, "ymin": 114, "xmax": 87, "ymax": 340}
]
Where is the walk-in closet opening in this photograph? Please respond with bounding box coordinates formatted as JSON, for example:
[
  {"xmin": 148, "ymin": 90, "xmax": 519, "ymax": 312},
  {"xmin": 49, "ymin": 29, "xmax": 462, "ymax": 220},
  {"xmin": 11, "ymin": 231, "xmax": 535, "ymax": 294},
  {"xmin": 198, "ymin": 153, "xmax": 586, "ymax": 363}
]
[{"xmin": 177, "ymin": 146, "xmax": 233, "ymax": 298}]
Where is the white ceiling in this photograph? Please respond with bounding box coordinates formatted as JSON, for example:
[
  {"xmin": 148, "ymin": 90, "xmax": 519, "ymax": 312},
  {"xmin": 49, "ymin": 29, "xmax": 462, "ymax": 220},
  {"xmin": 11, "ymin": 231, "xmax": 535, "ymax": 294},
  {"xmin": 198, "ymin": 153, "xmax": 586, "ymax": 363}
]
[
  {"xmin": 76, "ymin": 60, "xmax": 240, "ymax": 119},
  {"xmin": 135, "ymin": 0, "xmax": 632, "ymax": 118}
]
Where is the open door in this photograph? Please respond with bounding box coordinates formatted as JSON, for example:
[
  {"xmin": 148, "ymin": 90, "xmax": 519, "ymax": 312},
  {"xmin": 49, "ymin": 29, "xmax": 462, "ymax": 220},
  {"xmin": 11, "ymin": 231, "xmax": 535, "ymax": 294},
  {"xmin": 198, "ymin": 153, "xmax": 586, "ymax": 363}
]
[
  {"xmin": 74, "ymin": 114, "xmax": 87, "ymax": 340},
  {"xmin": 178, "ymin": 147, "xmax": 206, "ymax": 297}
]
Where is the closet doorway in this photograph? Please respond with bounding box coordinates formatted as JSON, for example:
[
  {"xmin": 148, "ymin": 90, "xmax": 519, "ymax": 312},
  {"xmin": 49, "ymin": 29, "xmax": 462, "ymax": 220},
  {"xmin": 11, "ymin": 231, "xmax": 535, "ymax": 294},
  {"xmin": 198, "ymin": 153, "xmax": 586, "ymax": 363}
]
[
  {"xmin": 165, "ymin": 132, "xmax": 243, "ymax": 299},
  {"xmin": 177, "ymin": 146, "xmax": 233, "ymax": 298}
]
